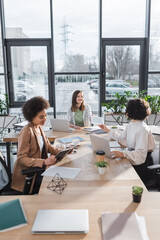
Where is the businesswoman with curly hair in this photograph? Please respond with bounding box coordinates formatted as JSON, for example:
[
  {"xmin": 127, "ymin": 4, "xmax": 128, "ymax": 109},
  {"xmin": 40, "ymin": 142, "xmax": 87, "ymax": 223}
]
[
  {"xmin": 12, "ymin": 96, "xmax": 60, "ymax": 194},
  {"xmin": 99, "ymin": 98, "xmax": 156, "ymax": 186}
]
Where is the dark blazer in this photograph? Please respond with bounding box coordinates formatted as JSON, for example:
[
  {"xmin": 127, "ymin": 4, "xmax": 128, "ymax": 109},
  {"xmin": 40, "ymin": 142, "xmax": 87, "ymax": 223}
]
[{"xmin": 11, "ymin": 122, "xmax": 59, "ymax": 192}]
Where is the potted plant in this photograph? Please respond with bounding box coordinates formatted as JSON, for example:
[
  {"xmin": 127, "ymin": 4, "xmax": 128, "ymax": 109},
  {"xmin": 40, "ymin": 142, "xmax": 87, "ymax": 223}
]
[
  {"xmin": 102, "ymin": 91, "xmax": 132, "ymax": 125},
  {"xmin": 0, "ymin": 94, "xmax": 11, "ymax": 116},
  {"xmin": 95, "ymin": 161, "xmax": 109, "ymax": 175},
  {"xmin": 133, "ymin": 90, "xmax": 160, "ymax": 125},
  {"xmin": 132, "ymin": 186, "xmax": 143, "ymax": 203}
]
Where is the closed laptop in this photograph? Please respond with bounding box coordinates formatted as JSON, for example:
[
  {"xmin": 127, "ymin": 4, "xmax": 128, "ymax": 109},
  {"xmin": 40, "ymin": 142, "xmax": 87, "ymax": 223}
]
[
  {"xmin": 32, "ymin": 209, "xmax": 89, "ymax": 234},
  {"xmin": 50, "ymin": 119, "xmax": 73, "ymax": 132}
]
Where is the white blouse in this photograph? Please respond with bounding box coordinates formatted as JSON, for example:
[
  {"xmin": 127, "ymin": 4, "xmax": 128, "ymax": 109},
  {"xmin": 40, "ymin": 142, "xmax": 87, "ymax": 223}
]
[{"xmin": 109, "ymin": 121, "xmax": 156, "ymax": 166}]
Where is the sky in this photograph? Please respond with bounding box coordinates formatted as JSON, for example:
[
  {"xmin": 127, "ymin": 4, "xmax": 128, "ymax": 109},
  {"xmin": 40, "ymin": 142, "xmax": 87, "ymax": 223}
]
[{"xmin": 3, "ymin": 0, "xmax": 160, "ymax": 71}]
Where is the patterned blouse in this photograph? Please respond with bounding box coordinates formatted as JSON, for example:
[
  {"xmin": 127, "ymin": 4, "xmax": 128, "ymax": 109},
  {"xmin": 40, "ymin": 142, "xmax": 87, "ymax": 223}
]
[{"xmin": 67, "ymin": 104, "xmax": 92, "ymax": 127}]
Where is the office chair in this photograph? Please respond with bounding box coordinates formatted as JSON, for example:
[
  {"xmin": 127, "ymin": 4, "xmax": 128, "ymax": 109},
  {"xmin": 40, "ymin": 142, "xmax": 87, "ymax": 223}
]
[
  {"xmin": 147, "ymin": 164, "xmax": 160, "ymax": 191},
  {"xmin": 0, "ymin": 150, "xmax": 45, "ymax": 195}
]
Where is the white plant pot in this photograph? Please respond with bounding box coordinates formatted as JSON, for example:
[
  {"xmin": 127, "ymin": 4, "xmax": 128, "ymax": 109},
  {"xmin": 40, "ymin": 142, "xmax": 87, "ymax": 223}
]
[{"xmin": 98, "ymin": 167, "xmax": 107, "ymax": 175}]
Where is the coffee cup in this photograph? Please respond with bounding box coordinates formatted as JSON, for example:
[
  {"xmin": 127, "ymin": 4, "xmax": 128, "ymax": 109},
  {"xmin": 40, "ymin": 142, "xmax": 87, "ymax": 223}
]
[{"xmin": 96, "ymin": 150, "xmax": 105, "ymax": 162}]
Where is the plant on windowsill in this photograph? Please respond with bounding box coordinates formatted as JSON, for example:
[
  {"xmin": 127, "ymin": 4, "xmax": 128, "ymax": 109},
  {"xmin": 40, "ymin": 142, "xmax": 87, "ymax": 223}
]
[
  {"xmin": 102, "ymin": 91, "xmax": 133, "ymax": 125},
  {"xmin": 95, "ymin": 161, "xmax": 109, "ymax": 175},
  {"xmin": 135, "ymin": 90, "xmax": 160, "ymax": 125},
  {"xmin": 132, "ymin": 186, "xmax": 143, "ymax": 203},
  {"xmin": 0, "ymin": 94, "xmax": 11, "ymax": 116}
]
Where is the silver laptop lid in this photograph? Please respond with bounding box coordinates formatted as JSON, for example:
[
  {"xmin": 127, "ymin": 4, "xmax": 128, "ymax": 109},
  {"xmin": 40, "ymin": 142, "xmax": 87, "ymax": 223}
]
[
  {"xmin": 50, "ymin": 119, "xmax": 71, "ymax": 132},
  {"xmin": 90, "ymin": 134, "xmax": 111, "ymax": 157},
  {"xmin": 32, "ymin": 209, "xmax": 89, "ymax": 234}
]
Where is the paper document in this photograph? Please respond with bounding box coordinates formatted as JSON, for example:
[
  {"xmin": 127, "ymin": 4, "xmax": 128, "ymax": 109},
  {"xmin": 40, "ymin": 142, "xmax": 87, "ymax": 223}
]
[
  {"xmin": 101, "ymin": 212, "xmax": 149, "ymax": 240},
  {"xmin": 58, "ymin": 136, "xmax": 84, "ymax": 144},
  {"xmin": 42, "ymin": 166, "xmax": 81, "ymax": 179},
  {"xmin": 109, "ymin": 141, "xmax": 121, "ymax": 148}
]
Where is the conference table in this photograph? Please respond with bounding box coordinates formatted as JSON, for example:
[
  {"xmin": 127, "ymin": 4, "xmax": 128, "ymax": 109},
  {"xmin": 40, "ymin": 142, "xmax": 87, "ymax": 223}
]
[{"xmin": 1, "ymin": 128, "xmax": 160, "ymax": 239}]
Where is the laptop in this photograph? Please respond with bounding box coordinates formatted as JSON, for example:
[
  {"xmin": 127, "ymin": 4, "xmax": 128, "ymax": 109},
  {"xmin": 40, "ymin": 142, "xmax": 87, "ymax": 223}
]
[
  {"xmin": 90, "ymin": 134, "xmax": 121, "ymax": 158},
  {"xmin": 50, "ymin": 119, "xmax": 73, "ymax": 132},
  {"xmin": 32, "ymin": 209, "xmax": 89, "ymax": 234}
]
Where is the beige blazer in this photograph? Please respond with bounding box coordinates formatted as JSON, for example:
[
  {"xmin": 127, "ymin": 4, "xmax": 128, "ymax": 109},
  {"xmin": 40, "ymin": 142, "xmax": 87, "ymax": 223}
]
[{"xmin": 11, "ymin": 123, "xmax": 59, "ymax": 192}]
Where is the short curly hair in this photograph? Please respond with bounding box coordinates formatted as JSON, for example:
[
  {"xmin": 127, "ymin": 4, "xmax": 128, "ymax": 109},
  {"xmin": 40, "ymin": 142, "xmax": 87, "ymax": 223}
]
[
  {"xmin": 22, "ymin": 96, "xmax": 50, "ymax": 122},
  {"xmin": 125, "ymin": 98, "xmax": 150, "ymax": 120}
]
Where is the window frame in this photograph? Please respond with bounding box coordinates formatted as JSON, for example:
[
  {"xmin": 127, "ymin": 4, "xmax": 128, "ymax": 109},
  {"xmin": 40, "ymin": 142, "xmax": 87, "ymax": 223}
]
[
  {"xmin": 100, "ymin": 38, "xmax": 147, "ymax": 104},
  {"xmin": 5, "ymin": 38, "xmax": 55, "ymax": 108}
]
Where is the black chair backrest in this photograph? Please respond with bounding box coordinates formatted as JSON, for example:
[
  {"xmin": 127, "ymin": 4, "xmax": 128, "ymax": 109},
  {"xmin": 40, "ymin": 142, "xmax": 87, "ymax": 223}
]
[{"xmin": 0, "ymin": 151, "xmax": 11, "ymax": 191}]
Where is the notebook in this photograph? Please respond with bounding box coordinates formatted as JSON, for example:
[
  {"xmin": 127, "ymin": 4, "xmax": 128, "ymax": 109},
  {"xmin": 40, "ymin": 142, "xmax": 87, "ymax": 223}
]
[
  {"xmin": 90, "ymin": 134, "xmax": 121, "ymax": 157},
  {"xmin": 0, "ymin": 199, "xmax": 28, "ymax": 232},
  {"xmin": 84, "ymin": 127, "xmax": 106, "ymax": 134},
  {"xmin": 101, "ymin": 212, "xmax": 144, "ymax": 240},
  {"xmin": 32, "ymin": 209, "xmax": 89, "ymax": 234},
  {"xmin": 58, "ymin": 136, "xmax": 84, "ymax": 144},
  {"xmin": 50, "ymin": 119, "xmax": 73, "ymax": 132}
]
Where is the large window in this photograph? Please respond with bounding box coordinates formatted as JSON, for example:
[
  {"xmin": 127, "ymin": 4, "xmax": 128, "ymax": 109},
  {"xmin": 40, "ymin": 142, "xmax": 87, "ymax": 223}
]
[
  {"xmin": 0, "ymin": 75, "xmax": 5, "ymax": 99},
  {"xmin": 4, "ymin": 0, "xmax": 51, "ymax": 38},
  {"xmin": 6, "ymin": 40, "xmax": 51, "ymax": 105},
  {"xmin": 53, "ymin": 0, "xmax": 99, "ymax": 72},
  {"xmin": 1, "ymin": 0, "xmax": 160, "ymax": 117},
  {"xmin": 0, "ymin": 27, "xmax": 4, "ymax": 73},
  {"xmin": 55, "ymin": 74, "xmax": 99, "ymax": 117},
  {"xmin": 149, "ymin": 0, "xmax": 160, "ymax": 71},
  {"xmin": 102, "ymin": 0, "xmax": 146, "ymax": 38}
]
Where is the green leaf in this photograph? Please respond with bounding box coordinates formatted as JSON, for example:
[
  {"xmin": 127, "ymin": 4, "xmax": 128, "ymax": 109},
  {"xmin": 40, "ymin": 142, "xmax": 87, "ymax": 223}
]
[
  {"xmin": 132, "ymin": 186, "xmax": 143, "ymax": 195},
  {"xmin": 95, "ymin": 161, "xmax": 109, "ymax": 168}
]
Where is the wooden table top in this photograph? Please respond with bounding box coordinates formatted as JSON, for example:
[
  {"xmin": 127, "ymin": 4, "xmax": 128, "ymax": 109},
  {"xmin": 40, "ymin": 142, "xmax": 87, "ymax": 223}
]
[
  {"xmin": 1, "ymin": 129, "xmax": 160, "ymax": 239},
  {"xmin": 0, "ymin": 184, "xmax": 159, "ymax": 240}
]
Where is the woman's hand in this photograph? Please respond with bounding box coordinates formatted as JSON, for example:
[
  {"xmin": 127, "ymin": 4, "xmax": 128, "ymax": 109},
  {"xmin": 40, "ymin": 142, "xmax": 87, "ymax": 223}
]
[
  {"xmin": 45, "ymin": 155, "xmax": 57, "ymax": 166},
  {"xmin": 98, "ymin": 124, "xmax": 110, "ymax": 133},
  {"xmin": 110, "ymin": 151, "xmax": 124, "ymax": 159},
  {"xmin": 69, "ymin": 123, "xmax": 81, "ymax": 130},
  {"xmin": 74, "ymin": 125, "xmax": 82, "ymax": 130}
]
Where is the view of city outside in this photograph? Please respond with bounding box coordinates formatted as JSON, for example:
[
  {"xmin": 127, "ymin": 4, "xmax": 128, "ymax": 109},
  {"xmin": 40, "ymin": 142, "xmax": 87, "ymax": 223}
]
[
  {"xmin": 1, "ymin": 0, "xmax": 160, "ymax": 118},
  {"xmin": 10, "ymin": 46, "xmax": 49, "ymax": 102},
  {"xmin": 105, "ymin": 45, "xmax": 140, "ymax": 100},
  {"xmin": 55, "ymin": 74, "xmax": 99, "ymax": 118}
]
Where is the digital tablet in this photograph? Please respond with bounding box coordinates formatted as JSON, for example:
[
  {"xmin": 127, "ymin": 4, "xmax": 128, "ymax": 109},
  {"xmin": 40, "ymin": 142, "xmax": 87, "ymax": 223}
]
[{"xmin": 55, "ymin": 148, "xmax": 73, "ymax": 162}]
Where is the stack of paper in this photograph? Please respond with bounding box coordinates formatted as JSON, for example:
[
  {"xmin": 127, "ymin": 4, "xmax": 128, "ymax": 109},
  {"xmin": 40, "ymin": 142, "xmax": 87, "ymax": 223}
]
[
  {"xmin": 101, "ymin": 212, "xmax": 149, "ymax": 240},
  {"xmin": 42, "ymin": 166, "xmax": 81, "ymax": 179}
]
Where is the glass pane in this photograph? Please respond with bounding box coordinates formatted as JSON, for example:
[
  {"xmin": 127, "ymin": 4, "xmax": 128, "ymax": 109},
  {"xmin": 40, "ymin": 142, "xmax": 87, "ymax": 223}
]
[
  {"xmin": 149, "ymin": 0, "xmax": 160, "ymax": 71},
  {"xmin": 53, "ymin": 0, "xmax": 99, "ymax": 72},
  {"xmin": 4, "ymin": 0, "xmax": 50, "ymax": 38},
  {"xmin": 0, "ymin": 17, "xmax": 4, "ymax": 73},
  {"xmin": 102, "ymin": 0, "xmax": 146, "ymax": 37},
  {"xmin": 0, "ymin": 75, "xmax": 6, "ymax": 99},
  {"xmin": 10, "ymin": 46, "xmax": 49, "ymax": 101},
  {"xmin": 105, "ymin": 45, "xmax": 139, "ymax": 100},
  {"xmin": 55, "ymin": 74, "xmax": 99, "ymax": 117},
  {"xmin": 148, "ymin": 74, "xmax": 160, "ymax": 96}
]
